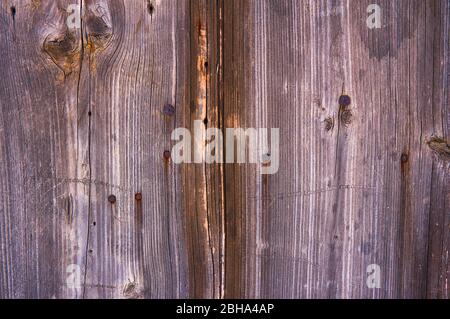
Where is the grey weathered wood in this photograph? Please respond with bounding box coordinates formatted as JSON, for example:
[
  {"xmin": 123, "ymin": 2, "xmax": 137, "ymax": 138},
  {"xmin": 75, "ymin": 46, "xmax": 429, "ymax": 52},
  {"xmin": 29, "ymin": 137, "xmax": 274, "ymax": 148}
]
[
  {"xmin": 0, "ymin": 0, "xmax": 192, "ymax": 299},
  {"xmin": 0, "ymin": 0, "xmax": 448, "ymax": 299},
  {"xmin": 81, "ymin": 0, "xmax": 190, "ymax": 298},
  {"xmin": 221, "ymin": 0, "xmax": 449, "ymax": 299},
  {"xmin": 0, "ymin": 0, "xmax": 89, "ymax": 298}
]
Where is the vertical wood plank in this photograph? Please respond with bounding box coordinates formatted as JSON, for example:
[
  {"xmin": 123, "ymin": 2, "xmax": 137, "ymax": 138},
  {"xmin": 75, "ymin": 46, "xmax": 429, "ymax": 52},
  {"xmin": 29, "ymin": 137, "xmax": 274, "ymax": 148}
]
[
  {"xmin": 0, "ymin": 0, "xmax": 89, "ymax": 298},
  {"xmin": 82, "ymin": 0, "xmax": 190, "ymax": 298}
]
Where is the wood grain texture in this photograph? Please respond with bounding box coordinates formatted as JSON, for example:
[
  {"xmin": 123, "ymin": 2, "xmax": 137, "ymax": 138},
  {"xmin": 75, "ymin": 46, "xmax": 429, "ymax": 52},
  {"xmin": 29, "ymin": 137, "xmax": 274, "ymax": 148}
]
[
  {"xmin": 222, "ymin": 0, "xmax": 449, "ymax": 299},
  {"xmin": 81, "ymin": 0, "xmax": 190, "ymax": 298},
  {"xmin": 0, "ymin": 0, "xmax": 88, "ymax": 298},
  {"xmin": 0, "ymin": 0, "xmax": 448, "ymax": 299}
]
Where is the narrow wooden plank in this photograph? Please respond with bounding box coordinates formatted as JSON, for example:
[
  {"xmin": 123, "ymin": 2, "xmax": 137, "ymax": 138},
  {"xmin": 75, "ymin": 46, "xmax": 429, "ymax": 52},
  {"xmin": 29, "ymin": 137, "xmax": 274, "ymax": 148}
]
[
  {"xmin": 222, "ymin": 0, "xmax": 255, "ymax": 298},
  {"xmin": 181, "ymin": 0, "xmax": 224, "ymax": 298},
  {"xmin": 204, "ymin": 0, "xmax": 226, "ymax": 298},
  {"xmin": 0, "ymin": 0, "xmax": 89, "ymax": 298},
  {"xmin": 82, "ymin": 0, "xmax": 190, "ymax": 298}
]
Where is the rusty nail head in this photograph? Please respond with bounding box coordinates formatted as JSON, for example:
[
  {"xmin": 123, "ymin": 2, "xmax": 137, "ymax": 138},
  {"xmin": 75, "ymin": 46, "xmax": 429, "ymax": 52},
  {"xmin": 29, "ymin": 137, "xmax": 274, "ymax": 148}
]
[
  {"xmin": 401, "ymin": 153, "xmax": 408, "ymax": 163},
  {"xmin": 108, "ymin": 195, "xmax": 116, "ymax": 204},
  {"xmin": 163, "ymin": 104, "xmax": 176, "ymax": 116},
  {"xmin": 338, "ymin": 95, "xmax": 351, "ymax": 107},
  {"xmin": 135, "ymin": 193, "xmax": 142, "ymax": 201},
  {"xmin": 163, "ymin": 150, "xmax": 171, "ymax": 160}
]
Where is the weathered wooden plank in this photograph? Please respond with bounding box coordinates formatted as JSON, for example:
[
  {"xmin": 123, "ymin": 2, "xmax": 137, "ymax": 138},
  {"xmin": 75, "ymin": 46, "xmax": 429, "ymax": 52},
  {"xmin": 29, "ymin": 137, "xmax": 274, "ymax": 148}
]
[
  {"xmin": 183, "ymin": 0, "xmax": 223, "ymax": 298},
  {"xmin": 203, "ymin": 0, "xmax": 226, "ymax": 298},
  {"xmin": 81, "ymin": 0, "xmax": 191, "ymax": 298},
  {"xmin": 0, "ymin": 0, "xmax": 448, "ymax": 299},
  {"xmin": 222, "ymin": 0, "xmax": 256, "ymax": 298},
  {"xmin": 222, "ymin": 0, "xmax": 449, "ymax": 298},
  {"xmin": 0, "ymin": 0, "xmax": 193, "ymax": 299},
  {"xmin": 0, "ymin": 0, "xmax": 89, "ymax": 298}
]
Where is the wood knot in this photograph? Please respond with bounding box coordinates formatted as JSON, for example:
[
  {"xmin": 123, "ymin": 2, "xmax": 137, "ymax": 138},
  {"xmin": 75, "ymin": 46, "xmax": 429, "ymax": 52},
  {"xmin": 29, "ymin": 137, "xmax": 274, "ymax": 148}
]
[
  {"xmin": 123, "ymin": 281, "xmax": 143, "ymax": 299},
  {"xmin": 427, "ymin": 137, "xmax": 450, "ymax": 162},
  {"xmin": 340, "ymin": 108, "xmax": 352, "ymax": 126},
  {"xmin": 324, "ymin": 117, "xmax": 334, "ymax": 131},
  {"xmin": 43, "ymin": 31, "xmax": 80, "ymax": 77},
  {"xmin": 85, "ymin": 13, "xmax": 112, "ymax": 52}
]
